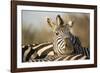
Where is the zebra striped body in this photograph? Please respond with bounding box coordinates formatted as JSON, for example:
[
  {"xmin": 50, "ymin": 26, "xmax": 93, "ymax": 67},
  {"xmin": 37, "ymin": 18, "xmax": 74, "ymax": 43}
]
[
  {"xmin": 69, "ymin": 33, "xmax": 90, "ymax": 57},
  {"xmin": 22, "ymin": 42, "xmax": 90, "ymax": 62},
  {"xmin": 22, "ymin": 42, "xmax": 54, "ymax": 62},
  {"xmin": 29, "ymin": 54, "xmax": 88, "ymax": 62}
]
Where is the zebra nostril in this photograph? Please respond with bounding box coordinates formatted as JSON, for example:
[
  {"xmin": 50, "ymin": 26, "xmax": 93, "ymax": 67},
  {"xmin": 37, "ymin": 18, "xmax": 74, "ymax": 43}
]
[{"xmin": 56, "ymin": 32, "xmax": 59, "ymax": 35}]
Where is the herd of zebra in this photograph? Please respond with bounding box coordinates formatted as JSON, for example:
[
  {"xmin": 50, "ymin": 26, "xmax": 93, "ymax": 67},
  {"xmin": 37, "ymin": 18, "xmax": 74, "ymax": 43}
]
[{"xmin": 22, "ymin": 15, "xmax": 90, "ymax": 62}]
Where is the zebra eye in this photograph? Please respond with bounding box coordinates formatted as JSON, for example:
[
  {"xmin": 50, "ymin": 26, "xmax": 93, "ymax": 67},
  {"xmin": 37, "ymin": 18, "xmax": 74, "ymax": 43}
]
[{"xmin": 56, "ymin": 32, "xmax": 59, "ymax": 35}]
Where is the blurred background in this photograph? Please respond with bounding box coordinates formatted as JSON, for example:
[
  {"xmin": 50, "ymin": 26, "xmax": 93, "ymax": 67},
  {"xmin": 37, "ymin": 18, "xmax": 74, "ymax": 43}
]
[{"xmin": 22, "ymin": 10, "xmax": 90, "ymax": 48}]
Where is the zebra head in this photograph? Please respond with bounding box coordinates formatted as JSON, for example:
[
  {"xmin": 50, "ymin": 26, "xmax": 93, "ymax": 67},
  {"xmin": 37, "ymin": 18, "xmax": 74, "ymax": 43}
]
[
  {"xmin": 47, "ymin": 15, "xmax": 74, "ymax": 55},
  {"xmin": 47, "ymin": 15, "xmax": 73, "ymax": 39}
]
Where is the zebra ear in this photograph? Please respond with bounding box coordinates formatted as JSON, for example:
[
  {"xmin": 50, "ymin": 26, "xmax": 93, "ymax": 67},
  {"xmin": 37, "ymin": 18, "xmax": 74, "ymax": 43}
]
[
  {"xmin": 56, "ymin": 15, "xmax": 64, "ymax": 26},
  {"xmin": 47, "ymin": 18, "xmax": 56, "ymax": 32},
  {"xmin": 68, "ymin": 20, "xmax": 73, "ymax": 27},
  {"xmin": 47, "ymin": 18, "xmax": 52, "ymax": 28}
]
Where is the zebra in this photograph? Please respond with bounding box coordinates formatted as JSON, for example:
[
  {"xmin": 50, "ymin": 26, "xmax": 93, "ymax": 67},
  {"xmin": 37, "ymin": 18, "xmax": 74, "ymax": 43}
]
[
  {"xmin": 22, "ymin": 43, "xmax": 89, "ymax": 62},
  {"xmin": 22, "ymin": 15, "xmax": 90, "ymax": 62},
  {"xmin": 47, "ymin": 15, "xmax": 90, "ymax": 58},
  {"xmin": 22, "ymin": 42, "xmax": 54, "ymax": 62}
]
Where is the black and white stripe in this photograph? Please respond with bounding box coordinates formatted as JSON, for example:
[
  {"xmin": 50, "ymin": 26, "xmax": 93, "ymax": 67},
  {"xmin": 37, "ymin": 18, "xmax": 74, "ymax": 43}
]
[
  {"xmin": 53, "ymin": 32, "xmax": 90, "ymax": 59},
  {"xmin": 69, "ymin": 34, "xmax": 90, "ymax": 59},
  {"xmin": 30, "ymin": 54, "xmax": 88, "ymax": 62},
  {"xmin": 22, "ymin": 41, "xmax": 90, "ymax": 62},
  {"xmin": 22, "ymin": 42, "xmax": 54, "ymax": 62}
]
